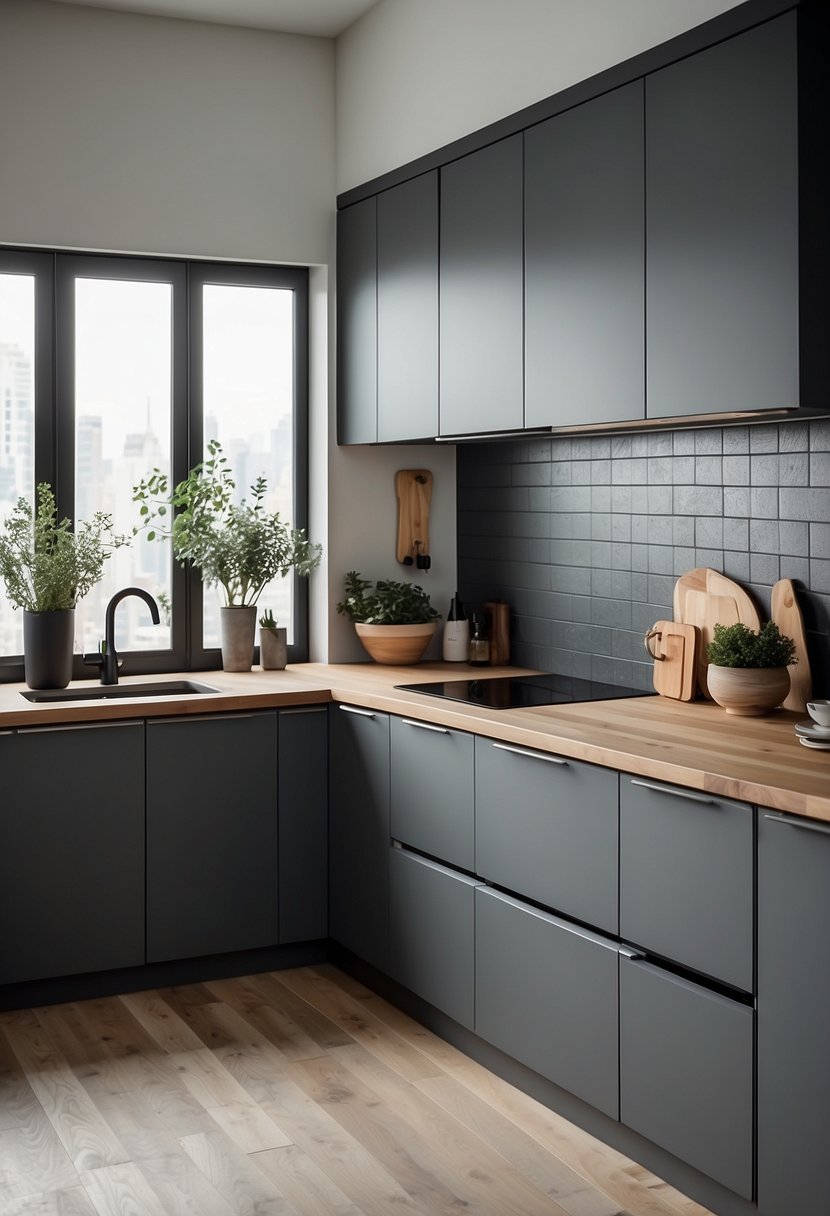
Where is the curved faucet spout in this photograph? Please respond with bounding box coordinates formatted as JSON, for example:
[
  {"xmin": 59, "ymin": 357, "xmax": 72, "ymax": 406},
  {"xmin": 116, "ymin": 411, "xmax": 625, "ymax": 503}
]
[{"xmin": 95, "ymin": 587, "xmax": 161, "ymax": 685}]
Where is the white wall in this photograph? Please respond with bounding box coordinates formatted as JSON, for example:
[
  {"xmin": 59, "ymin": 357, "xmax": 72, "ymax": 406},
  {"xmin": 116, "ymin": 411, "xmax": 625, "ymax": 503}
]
[{"xmin": 335, "ymin": 0, "xmax": 745, "ymax": 193}]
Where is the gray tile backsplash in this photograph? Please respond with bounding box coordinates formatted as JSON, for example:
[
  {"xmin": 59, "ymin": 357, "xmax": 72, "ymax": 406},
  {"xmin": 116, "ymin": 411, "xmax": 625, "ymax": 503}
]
[{"xmin": 457, "ymin": 419, "xmax": 830, "ymax": 692}]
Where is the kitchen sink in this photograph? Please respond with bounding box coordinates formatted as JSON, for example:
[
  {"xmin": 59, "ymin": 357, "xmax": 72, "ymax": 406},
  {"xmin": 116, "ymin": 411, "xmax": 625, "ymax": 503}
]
[{"xmin": 21, "ymin": 680, "xmax": 220, "ymax": 703}]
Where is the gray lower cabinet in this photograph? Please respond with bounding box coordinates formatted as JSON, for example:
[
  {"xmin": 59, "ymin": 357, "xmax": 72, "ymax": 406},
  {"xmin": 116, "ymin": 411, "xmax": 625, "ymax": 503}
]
[
  {"xmin": 757, "ymin": 811, "xmax": 830, "ymax": 1216},
  {"xmin": 440, "ymin": 134, "xmax": 524, "ymax": 436},
  {"xmin": 475, "ymin": 738, "xmax": 618, "ymax": 934},
  {"xmin": 619, "ymin": 777, "xmax": 753, "ymax": 991},
  {"xmin": 620, "ymin": 955, "xmax": 753, "ymax": 1200},
  {"xmin": 389, "ymin": 846, "xmax": 479, "ymax": 1030},
  {"xmin": 0, "ymin": 722, "xmax": 145, "ymax": 985},
  {"xmin": 390, "ymin": 716, "xmax": 474, "ymax": 871},
  {"xmin": 146, "ymin": 711, "xmax": 279, "ymax": 963},
  {"xmin": 337, "ymin": 196, "xmax": 378, "ymax": 444},
  {"xmin": 329, "ymin": 704, "xmax": 390, "ymax": 972},
  {"xmin": 278, "ymin": 707, "xmax": 328, "ymax": 943},
  {"xmin": 525, "ymin": 79, "xmax": 644, "ymax": 428},
  {"xmin": 475, "ymin": 886, "xmax": 619, "ymax": 1119}
]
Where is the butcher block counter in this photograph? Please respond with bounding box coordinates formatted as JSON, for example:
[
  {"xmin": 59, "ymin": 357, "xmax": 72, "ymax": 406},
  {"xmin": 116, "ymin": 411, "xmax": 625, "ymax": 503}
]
[{"xmin": 0, "ymin": 660, "xmax": 827, "ymax": 821}]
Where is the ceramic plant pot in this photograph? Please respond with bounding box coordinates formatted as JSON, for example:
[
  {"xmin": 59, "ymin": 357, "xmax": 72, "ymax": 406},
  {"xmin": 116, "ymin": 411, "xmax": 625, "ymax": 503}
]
[
  {"xmin": 23, "ymin": 608, "xmax": 75, "ymax": 689},
  {"xmin": 260, "ymin": 625, "xmax": 287, "ymax": 670},
  {"xmin": 219, "ymin": 605, "xmax": 257, "ymax": 672},
  {"xmin": 707, "ymin": 664, "xmax": 790, "ymax": 716},
  {"xmin": 354, "ymin": 621, "xmax": 437, "ymax": 665}
]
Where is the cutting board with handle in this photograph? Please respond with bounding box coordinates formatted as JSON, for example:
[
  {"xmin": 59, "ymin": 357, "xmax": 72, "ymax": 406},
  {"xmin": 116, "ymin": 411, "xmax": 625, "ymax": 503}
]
[
  {"xmin": 771, "ymin": 578, "xmax": 812, "ymax": 713},
  {"xmin": 646, "ymin": 621, "xmax": 700, "ymax": 701},
  {"xmin": 674, "ymin": 568, "xmax": 762, "ymax": 698}
]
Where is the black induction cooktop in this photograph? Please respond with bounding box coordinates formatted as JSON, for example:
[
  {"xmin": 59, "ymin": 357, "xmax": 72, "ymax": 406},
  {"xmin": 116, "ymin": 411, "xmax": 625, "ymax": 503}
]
[{"xmin": 395, "ymin": 673, "xmax": 651, "ymax": 710}]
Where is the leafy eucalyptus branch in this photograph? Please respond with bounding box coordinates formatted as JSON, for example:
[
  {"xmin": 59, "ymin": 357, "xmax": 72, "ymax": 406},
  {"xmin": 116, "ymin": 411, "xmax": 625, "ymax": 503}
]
[{"xmin": 132, "ymin": 441, "xmax": 321, "ymax": 607}]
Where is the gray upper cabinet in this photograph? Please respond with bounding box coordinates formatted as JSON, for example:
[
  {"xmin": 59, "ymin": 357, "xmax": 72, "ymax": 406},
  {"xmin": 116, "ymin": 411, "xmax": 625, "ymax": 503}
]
[
  {"xmin": 758, "ymin": 812, "xmax": 830, "ymax": 1216},
  {"xmin": 390, "ymin": 716, "xmax": 474, "ymax": 871},
  {"xmin": 377, "ymin": 172, "xmax": 439, "ymax": 442},
  {"xmin": 278, "ymin": 707, "xmax": 328, "ymax": 944},
  {"xmin": 0, "ymin": 723, "xmax": 145, "ymax": 986},
  {"xmin": 646, "ymin": 14, "xmax": 798, "ymax": 417},
  {"xmin": 329, "ymin": 704, "xmax": 390, "ymax": 972},
  {"xmin": 525, "ymin": 81, "xmax": 645, "ymax": 428},
  {"xmin": 146, "ymin": 712, "xmax": 279, "ymax": 963},
  {"xmin": 440, "ymin": 135, "xmax": 524, "ymax": 436},
  {"xmin": 337, "ymin": 196, "xmax": 377, "ymax": 444}
]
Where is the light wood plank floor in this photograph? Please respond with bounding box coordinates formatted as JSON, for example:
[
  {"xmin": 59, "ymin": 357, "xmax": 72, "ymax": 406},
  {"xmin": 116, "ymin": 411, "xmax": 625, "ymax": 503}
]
[{"xmin": 0, "ymin": 965, "xmax": 713, "ymax": 1216}]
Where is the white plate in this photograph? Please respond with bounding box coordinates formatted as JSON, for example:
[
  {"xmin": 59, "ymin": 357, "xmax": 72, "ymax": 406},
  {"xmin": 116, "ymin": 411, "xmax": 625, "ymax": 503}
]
[
  {"xmin": 795, "ymin": 720, "xmax": 830, "ymax": 738},
  {"xmin": 799, "ymin": 737, "xmax": 830, "ymax": 750}
]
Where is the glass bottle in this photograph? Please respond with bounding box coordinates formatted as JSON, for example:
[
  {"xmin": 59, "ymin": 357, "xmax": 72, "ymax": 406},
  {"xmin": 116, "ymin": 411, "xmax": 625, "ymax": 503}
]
[{"xmin": 468, "ymin": 614, "xmax": 490, "ymax": 666}]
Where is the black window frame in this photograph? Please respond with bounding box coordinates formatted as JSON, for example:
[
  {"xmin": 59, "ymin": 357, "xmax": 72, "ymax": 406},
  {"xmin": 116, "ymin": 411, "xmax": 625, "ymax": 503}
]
[{"xmin": 0, "ymin": 247, "xmax": 311, "ymax": 683}]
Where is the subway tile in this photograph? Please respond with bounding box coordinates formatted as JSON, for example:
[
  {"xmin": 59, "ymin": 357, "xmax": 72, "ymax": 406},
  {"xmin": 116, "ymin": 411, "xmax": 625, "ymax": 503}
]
[
  {"xmin": 723, "ymin": 426, "xmax": 750, "ymax": 454},
  {"xmin": 552, "ymin": 461, "xmax": 573, "ymax": 485},
  {"xmin": 526, "ymin": 438, "xmax": 553, "ymax": 462},
  {"xmin": 529, "ymin": 486, "xmax": 552, "ymax": 512},
  {"xmin": 810, "ymin": 420, "xmax": 830, "ymax": 451},
  {"xmin": 749, "ymin": 519, "xmax": 780, "ymax": 554},
  {"xmin": 648, "ymin": 516, "xmax": 673, "ymax": 545},
  {"xmin": 750, "ymin": 487, "xmax": 778, "ymax": 519},
  {"xmin": 779, "ymin": 422, "xmax": 809, "ymax": 452},
  {"xmin": 528, "ymin": 538, "xmax": 552, "ymax": 564},
  {"xmin": 592, "ymin": 598, "xmax": 631, "ymax": 629},
  {"xmin": 612, "ymin": 514, "xmax": 632, "ymax": 541},
  {"xmin": 571, "ymin": 438, "xmax": 594, "ymax": 460},
  {"xmin": 647, "ymin": 457, "xmax": 673, "ymax": 484},
  {"xmin": 612, "ymin": 570, "xmax": 633, "ymax": 600},
  {"xmin": 723, "ymin": 551, "xmax": 750, "ymax": 582},
  {"xmin": 589, "ymin": 541, "xmax": 613, "ymax": 567},
  {"xmin": 799, "ymin": 591, "xmax": 830, "ymax": 632},
  {"xmin": 723, "ymin": 456, "xmax": 750, "ymax": 485},
  {"xmin": 810, "ymin": 559, "xmax": 830, "ymax": 594},
  {"xmin": 695, "ymin": 548, "xmax": 724, "ymax": 570},
  {"xmin": 672, "ymin": 456, "xmax": 696, "ymax": 483},
  {"xmin": 750, "ymin": 552, "xmax": 780, "ymax": 584},
  {"xmin": 551, "ymin": 485, "xmax": 591, "ymax": 512},
  {"xmin": 672, "ymin": 516, "xmax": 695, "ymax": 546},
  {"xmin": 648, "ymin": 486, "xmax": 673, "ymax": 514},
  {"xmin": 810, "ymin": 452, "xmax": 830, "ymax": 486},
  {"xmin": 612, "ymin": 629, "xmax": 640, "ymax": 660},
  {"xmin": 612, "ymin": 542, "xmax": 633, "ymax": 569},
  {"xmin": 571, "ymin": 595, "xmax": 592, "ymax": 623},
  {"xmin": 674, "ymin": 485, "xmax": 724, "ymax": 516},
  {"xmin": 590, "ymin": 513, "xmax": 612, "ymax": 541},
  {"xmin": 611, "ymin": 434, "xmax": 633, "ymax": 459},
  {"xmin": 722, "ymin": 517, "xmax": 749, "ymax": 550},
  {"xmin": 779, "ymin": 452, "xmax": 809, "ymax": 487},
  {"xmin": 513, "ymin": 462, "xmax": 551, "ymax": 486},
  {"xmin": 591, "ymin": 654, "xmax": 617, "ymax": 682},
  {"xmin": 648, "ymin": 574, "xmax": 674, "ymax": 606},
  {"xmin": 572, "ymin": 460, "xmax": 592, "ymax": 485},
  {"xmin": 673, "ymin": 546, "xmax": 696, "ymax": 574},
  {"xmin": 611, "ymin": 485, "xmax": 633, "ymax": 512},
  {"xmin": 811, "ymin": 522, "xmax": 830, "ymax": 559},
  {"xmin": 751, "ymin": 454, "xmax": 780, "ymax": 486},
  {"xmin": 632, "ymin": 602, "xmax": 663, "ymax": 633},
  {"xmin": 631, "ymin": 544, "xmax": 650, "ymax": 572},
  {"xmin": 591, "ymin": 459, "xmax": 612, "ymax": 483},
  {"xmin": 550, "ymin": 513, "xmax": 572, "ymax": 539},
  {"xmin": 779, "ymin": 520, "xmax": 809, "ymax": 557},
  {"xmin": 696, "ymin": 517, "xmax": 724, "ymax": 549},
  {"xmin": 695, "ymin": 455, "xmax": 723, "ymax": 485},
  {"xmin": 551, "ymin": 437, "xmax": 573, "ymax": 460},
  {"xmin": 631, "ymin": 486, "xmax": 650, "ymax": 512},
  {"xmin": 569, "ymin": 512, "xmax": 590, "ymax": 540},
  {"xmin": 630, "ymin": 572, "xmax": 649, "ymax": 601},
  {"xmin": 647, "ymin": 432, "xmax": 673, "ymax": 456},
  {"xmin": 591, "ymin": 569, "xmax": 613, "ymax": 597},
  {"xmin": 591, "ymin": 485, "xmax": 612, "ymax": 513},
  {"xmin": 724, "ymin": 487, "xmax": 750, "ymax": 517},
  {"xmin": 779, "ymin": 555, "xmax": 810, "ymax": 584},
  {"xmin": 632, "ymin": 515, "xmax": 649, "ymax": 543},
  {"xmin": 648, "ymin": 546, "xmax": 674, "ymax": 575},
  {"xmin": 750, "ymin": 423, "xmax": 779, "ymax": 453},
  {"xmin": 510, "ymin": 511, "xmax": 550, "ymax": 539},
  {"xmin": 695, "ymin": 428, "xmax": 722, "ymax": 454},
  {"xmin": 780, "ymin": 487, "xmax": 828, "ymax": 521},
  {"xmin": 673, "ymin": 430, "xmax": 696, "ymax": 455},
  {"xmin": 553, "ymin": 566, "xmax": 592, "ymax": 595}
]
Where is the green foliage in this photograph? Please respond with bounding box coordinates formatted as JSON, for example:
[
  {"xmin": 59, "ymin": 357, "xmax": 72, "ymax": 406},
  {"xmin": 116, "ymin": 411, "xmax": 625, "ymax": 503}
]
[
  {"xmin": 259, "ymin": 608, "xmax": 278, "ymax": 630},
  {"xmin": 707, "ymin": 621, "xmax": 797, "ymax": 669},
  {"xmin": 133, "ymin": 441, "xmax": 321, "ymax": 607},
  {"xmin": 0, "ymin": 484, "xmax": 129, "ymax": 612},
  {"xmin": 336, "ymin": 571, "xmax": 440, "ymax": 625}
]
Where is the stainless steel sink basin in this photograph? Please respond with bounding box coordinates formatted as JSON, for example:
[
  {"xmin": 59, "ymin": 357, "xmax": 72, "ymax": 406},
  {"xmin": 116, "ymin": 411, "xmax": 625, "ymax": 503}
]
[{"xmin": 21, "ymin": 679, "xmax": 219, "ymax": 703}]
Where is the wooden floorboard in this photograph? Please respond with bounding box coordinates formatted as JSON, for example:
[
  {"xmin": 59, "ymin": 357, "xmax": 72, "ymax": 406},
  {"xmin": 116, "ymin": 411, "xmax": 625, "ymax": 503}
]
[{"xmin": 0, "ymin": 966, "xmax": 714, "ymax": 1216}]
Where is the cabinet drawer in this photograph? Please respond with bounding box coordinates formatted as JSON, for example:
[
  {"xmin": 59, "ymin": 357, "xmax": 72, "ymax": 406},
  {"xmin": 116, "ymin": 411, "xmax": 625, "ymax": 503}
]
[
  {"xmin": 476, "ymin": 738, "xmax": 618, "ymax": 933},
  {"xmin": 620, "ymin": 955, "xmax": 753, "ymax": 1199},
  {"xmin": 391, "ymin": 716, "xmax": 474, "ymax": 870},
  {"xmin": 389, "ymin": 847, "xmax": 480, "ymax": 1029},
  {"xmin": 620, "ymin": 776, "xmax": 753, "ymax": 990},
  {"xmin": 475, "ymin": 886, "xmax": 619, "ymax": 1119}
]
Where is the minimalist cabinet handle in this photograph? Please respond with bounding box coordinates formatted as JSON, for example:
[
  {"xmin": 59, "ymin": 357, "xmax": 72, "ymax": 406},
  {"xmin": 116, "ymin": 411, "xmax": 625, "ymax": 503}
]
[
  {"xmin": 401, "ymin": 719, "xmax": 450, "ymax": 734},
  {"xmin": 280, "ymin": 706, "xmax": 328, "ymax": 716},
  {"xmin": 151, "ymin": 712, "xmax": 257, "ymax": 724},
  {"xmin": 0, "ymin": 729, "xmax": 15, "ymax": 736},
  {"xmin": 492, "ymin": 742, "xmax": 567, "ymax": 766},
  {"xmin": 618, "ymin": 945, "xmax": 646, "ymax": 960},
  {"xmin": 21, "ymin": 719, "xmax": 142, "ymax": 733},
  {"xmin": 764, "ymin": 812, "xmax": 830, "ymax": 838},
  {"xmin": 630, "ymin": 778, "xmax": 716, "ymax": 806},
  {"xmin": 339, "ymin": 705, "xmax": 376, "ymax": 718}
]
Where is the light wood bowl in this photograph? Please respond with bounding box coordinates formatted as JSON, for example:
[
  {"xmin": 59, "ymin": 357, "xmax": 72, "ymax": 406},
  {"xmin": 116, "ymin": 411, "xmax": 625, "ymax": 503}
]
[
  {"xmin": 707, "ymin": 664, "xmax": 790, "ymax": 716},
  {"xmin": 354, "ymin": 622, "xmax": 437, "ymax": 665}
]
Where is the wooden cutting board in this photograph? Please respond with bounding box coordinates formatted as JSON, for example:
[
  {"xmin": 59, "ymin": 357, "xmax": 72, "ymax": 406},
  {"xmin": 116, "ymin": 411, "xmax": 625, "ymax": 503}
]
[
  {"xmin": 771, "ymin": 578, "xmax": 812, "ymax": 713},
  {"xmin": 674, "ymin": 569, "xmax": 761, "ymax": 698},
  {"xmin": 646, "ymin": 621, "xmax": 699, "ymax": 701},
  {"xmin": 395, "ymin": 469, "xmax": 432, "ymax": 565}
]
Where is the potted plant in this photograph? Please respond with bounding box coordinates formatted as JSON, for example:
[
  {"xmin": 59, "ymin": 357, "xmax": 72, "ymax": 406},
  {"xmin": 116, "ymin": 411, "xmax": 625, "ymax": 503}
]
[
  {"xmin": 259, "ymin": 608, "xmax": 287, "ymax": 671},
  {"xmin": 706, "ymin": 621, "xmax": 797, "ymax": 716},
  {"xmin": 133, "ymin": 442, "xmax": 321, "ymax": 671},
  {"xmin": 336, "ymin": 571, "xmax": 440, "ymax": 665},
  {"xmin": 0, "ymin": 484, "xmax": 129, "ymax": 689}
]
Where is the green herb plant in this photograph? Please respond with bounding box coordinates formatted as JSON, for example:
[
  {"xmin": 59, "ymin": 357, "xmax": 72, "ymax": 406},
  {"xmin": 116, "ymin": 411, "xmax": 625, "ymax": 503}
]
[
  {"xmin": 707, "ymin": 621, "xmax": 797, "ymax": 669},
  {"xmin": 133, "ymin": 442, "xmax": 321, "ymax": 607},
  {"xmin": 336, "ymin": 571, "xmax": 440, "ymax": 625},
  {"xmin": 0, "ymin": 484, "xmax": 129, "ymax": 612}
]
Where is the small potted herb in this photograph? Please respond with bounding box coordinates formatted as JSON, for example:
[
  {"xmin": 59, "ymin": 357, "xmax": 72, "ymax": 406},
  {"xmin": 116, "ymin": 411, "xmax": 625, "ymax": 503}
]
[
  {"xmin": 706, "ymin": 621, "xmax": 797, "ymax": 716},
  {"xmin": 259, "ymin": 608, "xmax": 287, "ymax": 671},
  {"xmin": 336, "ymin": 571, "xmax": 440, "ymax": 665}
]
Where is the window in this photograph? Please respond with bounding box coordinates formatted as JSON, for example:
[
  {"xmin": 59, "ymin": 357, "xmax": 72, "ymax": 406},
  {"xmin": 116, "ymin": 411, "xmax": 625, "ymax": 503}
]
[{"xmin": 0, "ymin": 250, "xmax": 309, "ymax": 681}]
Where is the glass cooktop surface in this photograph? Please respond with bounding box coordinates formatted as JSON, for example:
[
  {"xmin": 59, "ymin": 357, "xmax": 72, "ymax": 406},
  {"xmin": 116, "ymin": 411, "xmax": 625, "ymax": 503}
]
[{"xmin": 395, "ymin": 673, "xmax": 651, "ymax": 710}]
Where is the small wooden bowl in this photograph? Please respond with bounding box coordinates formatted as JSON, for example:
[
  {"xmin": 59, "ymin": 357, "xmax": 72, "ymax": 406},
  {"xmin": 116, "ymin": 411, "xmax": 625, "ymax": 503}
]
[
  {"xmin": 355, "ymin": 622, "xmax": 437, "ymax": 665},
  {"xmin": 707, "ymin": 664, "xmax": 790, "ymax": 716}
]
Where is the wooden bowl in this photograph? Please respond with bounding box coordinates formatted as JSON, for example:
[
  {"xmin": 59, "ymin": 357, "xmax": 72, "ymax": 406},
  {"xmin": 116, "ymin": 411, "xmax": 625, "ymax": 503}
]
[
  {"xmin": 707, "ymin": 664, "xmax": 790, "ymax": 716},
  {"xmin": 354, "ymin": 622, "xmax": 437, "ymax": 665}
]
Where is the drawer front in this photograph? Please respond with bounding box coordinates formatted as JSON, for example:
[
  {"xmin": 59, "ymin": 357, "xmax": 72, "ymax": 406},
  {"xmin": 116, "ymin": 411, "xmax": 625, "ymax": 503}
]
[
  {"xmin": 476, "ymin": 737, "xmax": 618, "ymax": 933},
  {"xmin": 389, "ymin": 847, "xmax": 480, "ymax": 1029},
  {"xmin": 620, "ymin": 777, "xmax": 753, "ymax": 990},
  {"xmin": 391, "ymin": 716, "xmax": 474, "ymax": 870},
  {"xmin": 475, "ymin": 886, "xmax": 619, "ymax": 1119},
  {"xmin": 620, "ymin": 955, "xmax": 753, "ymax": 1200}
]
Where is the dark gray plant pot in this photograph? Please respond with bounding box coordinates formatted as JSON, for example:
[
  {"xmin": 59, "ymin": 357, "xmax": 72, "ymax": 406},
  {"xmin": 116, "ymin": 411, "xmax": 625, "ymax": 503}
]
[
  {"xmin": 259, "ymin": 626, "xmax": 287, "ymax": 670},
  {"xmin": 219, "ymin": 606, "xmax": 256, "ymax": 672},
  {"xmin": 23, "ymin": 609, "xmax": 75, "ymax": 689}
]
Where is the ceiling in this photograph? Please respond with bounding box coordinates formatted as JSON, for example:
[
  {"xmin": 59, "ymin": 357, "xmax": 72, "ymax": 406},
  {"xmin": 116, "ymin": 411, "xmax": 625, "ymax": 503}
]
[{"xmin": 47, "ymin": 0, "xmax": 382, "ymax": 37}]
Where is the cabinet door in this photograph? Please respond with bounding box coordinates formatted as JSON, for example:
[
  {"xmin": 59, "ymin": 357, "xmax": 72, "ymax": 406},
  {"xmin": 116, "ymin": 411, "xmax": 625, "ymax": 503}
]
[
  {"xmin": 620, "ymin": 956, "xmax": 753, "ymax": 1200},
  {"xmin": 525, "ymin": 81, "xmax": 644, "ymax": 427},
  {"xmin": 389, "ymin": 847, "xmax": 480, "ymax": 1029},
  {"xmin": 329, "ymin": 704, "xmax": 390, "ymax": 972},
  {"xmin": 475, "ymin": 887, "xmax": 619, "ymax": 1119},
  {"xmin": 390, "ymin": 716, "xmax": 474, "ymax": 871},
  {"xmin": 146, "ymin": 712, "xmax": 278, "ymax": 963},
  {"xmin": 758, "ymin": 812, "xmax": 830, "ymax": 1216},
  {"xmin": 476, "ymin": 738, "xmax": 618, "ymax": 934},
  {"xmin": 0, "ymin": 722, "xmax": 145, "ymax": 985},
  {"xmin": 377, "ymin": 172, "xmax": 438, "ymax": 442},
  {"xmin": 337, "ymin": 196, "xmax": 377, "ymax": 444},
  {"xmin": 440, "ymin": 135, "xmax": 523, "ymax": 436},
  {"xmin": 620, "ymin": 777, "xmax": 753, "ymax": 991},
  {"xmin": 279, "ymin": 707, "xmax": 327, "ymax": 943},
  {"xmin": 646, "ymin": 14, "xmax": 798, "ymax": 416}
]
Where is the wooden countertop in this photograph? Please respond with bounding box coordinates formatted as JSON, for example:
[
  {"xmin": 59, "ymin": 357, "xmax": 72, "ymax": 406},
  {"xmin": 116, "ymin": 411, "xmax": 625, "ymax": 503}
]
[{"xmin": 1, "ymin": 660, "xmax": 827, "ymax": 823}]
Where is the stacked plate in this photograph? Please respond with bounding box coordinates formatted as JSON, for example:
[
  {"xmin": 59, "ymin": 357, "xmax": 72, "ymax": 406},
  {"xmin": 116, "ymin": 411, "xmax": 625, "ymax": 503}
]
[{"xmin": 795, "ymin": 720, "xmax": 830, "ymax": 750}]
